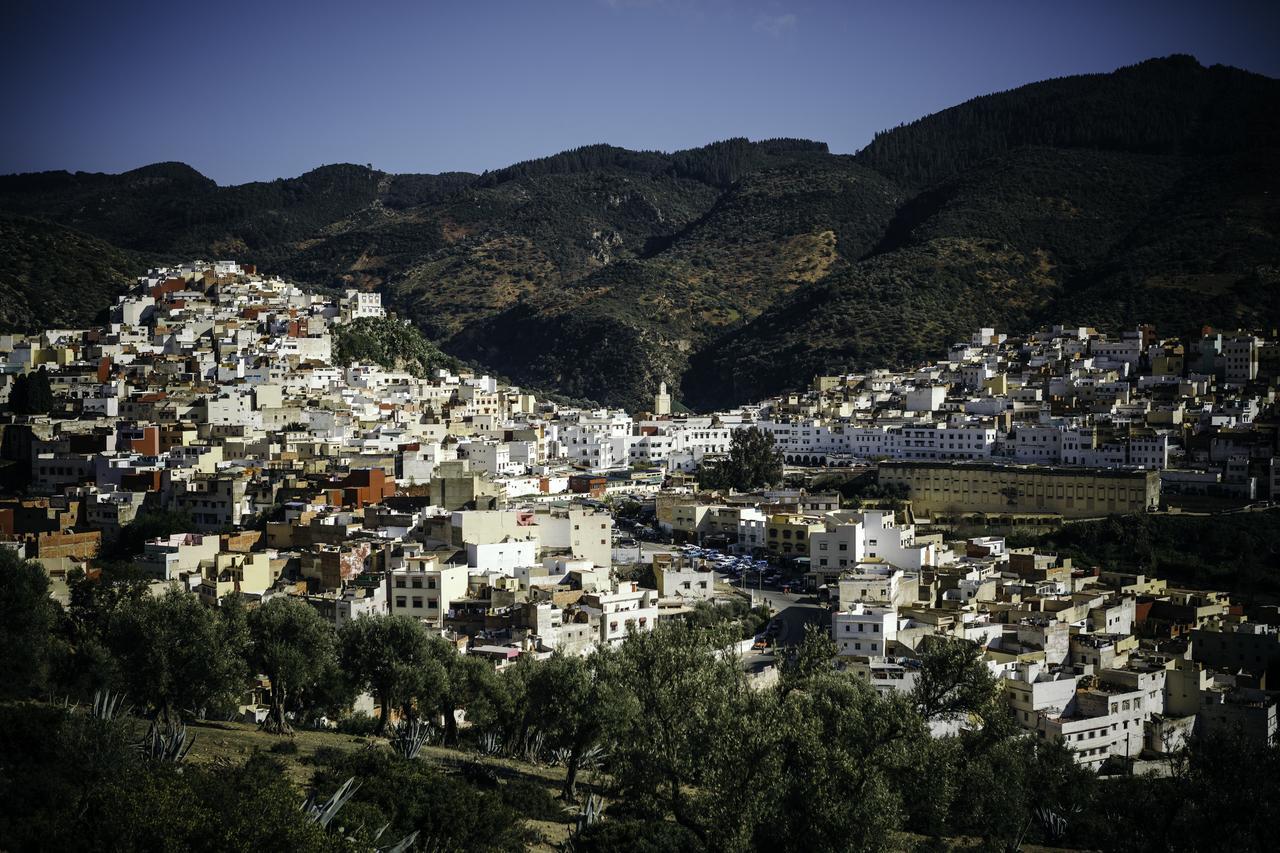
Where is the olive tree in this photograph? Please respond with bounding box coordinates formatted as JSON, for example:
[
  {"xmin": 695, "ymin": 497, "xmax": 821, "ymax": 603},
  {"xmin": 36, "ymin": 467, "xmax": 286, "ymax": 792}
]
[{"xmin": 247, "ymin": 597, "xmax": 340, "ymax": 734}]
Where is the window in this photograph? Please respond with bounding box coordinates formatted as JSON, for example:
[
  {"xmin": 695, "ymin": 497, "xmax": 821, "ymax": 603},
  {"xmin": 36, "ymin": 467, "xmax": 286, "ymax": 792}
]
[
  {"xmin": 395, "ymin": 596, "xmax": 407, "ymax": 608},
  {"xmin": 412, "ymin": 597, "xmax": 423, "ymax": 609}
]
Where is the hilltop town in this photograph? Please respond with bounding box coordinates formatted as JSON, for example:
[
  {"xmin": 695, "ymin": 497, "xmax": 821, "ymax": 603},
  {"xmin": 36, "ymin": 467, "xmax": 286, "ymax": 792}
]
[{"xmin": 2, "ymin": 259, "xmax": 1280, "ymax": 851}]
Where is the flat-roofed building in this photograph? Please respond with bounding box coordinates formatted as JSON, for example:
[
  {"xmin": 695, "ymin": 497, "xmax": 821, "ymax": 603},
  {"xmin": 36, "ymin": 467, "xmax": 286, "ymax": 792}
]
[{"xmin": 877, "ymin": 461, "xmax": 1160, "ymax": 518}]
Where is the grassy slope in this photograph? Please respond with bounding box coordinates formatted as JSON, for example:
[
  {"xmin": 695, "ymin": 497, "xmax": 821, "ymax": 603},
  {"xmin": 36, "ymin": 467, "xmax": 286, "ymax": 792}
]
[{"xmin": 180, "ymin": 719, "xmax": 577, "ymax": 851}]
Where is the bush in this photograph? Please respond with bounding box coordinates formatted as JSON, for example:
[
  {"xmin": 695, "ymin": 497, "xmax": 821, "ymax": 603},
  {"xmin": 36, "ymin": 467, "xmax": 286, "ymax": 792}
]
[
  {"xmin": 500, "ymin": 778, "xmax": 567, "ymax": 822},
  {"xmin": 268, "ymin": 740, "xmax": 299, "ymax": 755},
  {"xmin": 335, "ymin": 712, "xmax": 380, "ymax": 737}
]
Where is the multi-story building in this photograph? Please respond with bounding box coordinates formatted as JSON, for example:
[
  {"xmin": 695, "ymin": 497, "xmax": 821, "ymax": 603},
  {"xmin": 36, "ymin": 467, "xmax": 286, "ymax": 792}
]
[{"xmin": 879, "ymin": 461, "xmax": 1161, "ymax": 518}]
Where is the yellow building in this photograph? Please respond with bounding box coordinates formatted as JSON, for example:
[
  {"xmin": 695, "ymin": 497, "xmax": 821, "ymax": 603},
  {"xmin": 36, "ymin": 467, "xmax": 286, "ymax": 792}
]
[
  {"xmin": 198, "ymin": 552, "xmax": 273, "ymax": 605},
  {"xmin": 765, "ymin": 513, "xmax": 826, "ymax": 556},
  {"xmin": 878, "ymin": 461, "xmax": 1160, "ymax": 519}
]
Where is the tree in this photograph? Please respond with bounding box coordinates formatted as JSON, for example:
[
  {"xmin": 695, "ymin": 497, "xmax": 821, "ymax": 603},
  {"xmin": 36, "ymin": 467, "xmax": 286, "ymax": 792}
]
[
  {"xmin": 6, "ymin": 372, "xmax": 28, "ymax": 413},
  {"xmin": 27, "ymin": 367, "xmax": 54, "ymax": 413},
  {"xmin": 338, "ymin": 614, "xmax": 434, "ymax": 735},
  {"xmin": 761, "ymin": 675, "xmax": 921, "ymax": 853},
  {"xmin": 0, "ymin": 548, "xmax": 58, "ymax": 698},
  {"xmin": 603, "ymin": 622, "xmax": 747, "ymax": 843},
  {"xmin": 106, "ymin": 589, "xmax": 247, "ymax": 721},
  {"xmin": 697, "ymin": 427, "xmax": 782, "ymax": 492},
  {"xmin": 6, "ymin": 367, "xmax": 54, "ymax": 415},
  {"xmin": 247, "ymin": 597, "xmax": 341, "ymax": 734},
  {"xmin": 910, "ymin": 635, "xmax": 1002, "ymax": 725},
  {"xmin": 526, "ymin": 649, "xmax": 618, "ymax": 798},
  {"xmin": 105, "ymin": 510, "xmax": 196, "ymax": 560},
  {"xmin": 425, "ymin": 636, "xmax": 507, "ymax": 746},
  {"xmin": 780, "ymin": 623, "xmax": 838, "ymax": 692}
]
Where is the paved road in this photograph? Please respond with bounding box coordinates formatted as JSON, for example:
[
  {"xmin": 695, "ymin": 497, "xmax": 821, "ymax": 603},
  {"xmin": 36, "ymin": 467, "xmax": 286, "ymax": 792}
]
[
  {"xmin": 760, "ymin": 590, "xmax": 828, "ymax": 647},
  {"xmin": 721, "ymin": 578, "xmax": 828, "ymax": 646}
]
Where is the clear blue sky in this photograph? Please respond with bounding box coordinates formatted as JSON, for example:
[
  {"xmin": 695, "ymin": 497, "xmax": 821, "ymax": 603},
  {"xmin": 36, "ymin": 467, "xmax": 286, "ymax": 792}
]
[{"xmin": 3, "ymin": 0, "xmax": 1277, "ymax": 184}]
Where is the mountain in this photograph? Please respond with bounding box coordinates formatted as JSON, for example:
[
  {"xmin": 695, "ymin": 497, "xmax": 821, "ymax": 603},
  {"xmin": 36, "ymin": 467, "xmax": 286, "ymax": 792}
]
[
  {"xmin": 2, "ymin": 55, "xmax": 1277, "ymax": 409},
  {"xmin": 0, "ymin": 215, "xmax": 158, "ymax": 331}
]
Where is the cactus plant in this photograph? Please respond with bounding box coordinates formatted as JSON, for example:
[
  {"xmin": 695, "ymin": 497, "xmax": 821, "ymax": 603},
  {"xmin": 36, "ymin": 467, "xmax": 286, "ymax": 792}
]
[
  {"xmin": 303, "ymin": 780, "xmax": 418, "ymax": 852},
  {"xmin": 377, "ymin": 829, "xmax": 420, "ymax": 853},
  {"xmin": 521, "ymin": 729, "xmax": 546, "ymax": 764},
  {"xmin": 571, "ymin": 793, "xmax": 604, "ymax": 835}
]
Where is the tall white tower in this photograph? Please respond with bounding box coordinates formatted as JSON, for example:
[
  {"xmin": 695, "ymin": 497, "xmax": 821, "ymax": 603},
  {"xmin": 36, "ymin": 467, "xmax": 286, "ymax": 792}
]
[{"xmin": 654, "ymin": 381, "xmax": 672, "ymax": 416}]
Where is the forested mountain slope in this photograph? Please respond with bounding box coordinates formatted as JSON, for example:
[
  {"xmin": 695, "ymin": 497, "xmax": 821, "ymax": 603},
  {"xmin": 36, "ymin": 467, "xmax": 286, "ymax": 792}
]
[{"xmin": 2, "ymin": 55, "xmax": 1277, "ymax": 409}]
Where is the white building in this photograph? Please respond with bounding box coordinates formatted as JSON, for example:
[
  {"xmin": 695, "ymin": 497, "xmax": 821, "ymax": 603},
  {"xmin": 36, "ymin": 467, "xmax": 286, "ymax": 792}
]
[
  {"xmin": 832, "ymin": 603, "xmax": 898, "ymax": 657},
  {"xmin": 466, "ymin": 538, "xmax": 538, "ymax": 574},
  {"xmin": 809, "ymin": 521, "xmax": 863, "ymax": 572},
  {"xmin": 340, "ymin": 289, "xmax": 385, "ymax": 322},
  {"xmin": 581, "ymin": 581, "xmax": 659, "ymax": 645}
]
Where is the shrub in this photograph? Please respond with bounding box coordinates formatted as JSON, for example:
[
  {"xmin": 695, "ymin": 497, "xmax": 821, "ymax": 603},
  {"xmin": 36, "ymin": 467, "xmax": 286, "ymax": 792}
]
[{"xmin": 335, "ymin": 712, "xmax": 380, "ymax": 737}]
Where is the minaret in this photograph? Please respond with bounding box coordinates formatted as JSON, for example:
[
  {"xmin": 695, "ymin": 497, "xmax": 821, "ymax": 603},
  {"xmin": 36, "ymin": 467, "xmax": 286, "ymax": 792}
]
[{"xmin": 654, "ymin": 381, "xmax": 671, "ymax": 416}]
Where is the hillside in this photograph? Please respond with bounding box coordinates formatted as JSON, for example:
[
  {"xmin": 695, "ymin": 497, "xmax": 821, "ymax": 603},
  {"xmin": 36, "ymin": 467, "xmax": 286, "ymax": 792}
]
[
  {"xmin": 2, "ymin": 55, "xmax": 1278, "ymax": 408},
  {"xmin": 0, "ymin": 215, "xmax": 159, "ymax": 332}
]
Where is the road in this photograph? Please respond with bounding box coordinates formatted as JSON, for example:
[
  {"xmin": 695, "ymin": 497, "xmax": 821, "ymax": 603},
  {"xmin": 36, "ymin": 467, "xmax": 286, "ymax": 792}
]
[{"xmin": 753, "ymin": 587, "xmax": 829, "ymax": 646}]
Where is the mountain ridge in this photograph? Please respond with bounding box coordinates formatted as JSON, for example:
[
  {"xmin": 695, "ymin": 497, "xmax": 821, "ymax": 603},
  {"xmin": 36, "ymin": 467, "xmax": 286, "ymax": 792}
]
[{"xmin": 2, "ymin": 55, "xmax": 1277, "ymax": 410}]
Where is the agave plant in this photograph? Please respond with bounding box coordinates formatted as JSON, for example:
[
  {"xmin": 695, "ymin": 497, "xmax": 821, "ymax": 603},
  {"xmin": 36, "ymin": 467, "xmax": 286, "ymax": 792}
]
[
  {"xmin": 304, "ymin": 779, "xmax": 419, "ymax": 852},
  {"xmin": 138, "ymin": 717, "xmax": 194, "ymax": 764},
  {"xmin": 389, "ymin": 719, "xmax": 434, "ymax": 761},
  {"xmin": 578, "ymin": 743, "xmax": 608, "ymax": 771},
  {"xmin": 572, "ymin": 793, "xmax": 604, "ymax": 835},
  {"xmin": 549, "ymin": 747, "xmax": 573, "ymax": 767},
  {"xmin": 302, "ymin": 776, "xmax": 362, "ymax": 828},
  {"xmin": 521, "ymin": 729, "xmax": 546, "ymax": 764},
  {"xmin": 89, "ymin": 689, "xmax": 130, "ymax": 721},
  {"xmin": 374, "ymin": 827, "xmax": 421, "ymax": 853},
  {"xmin": 477, "ymin": 731, "xmax": 503, "ymax": 756},
  {"xmin": 1035, "ymin": 803, "xmax": 1081, "ymax": 842}
]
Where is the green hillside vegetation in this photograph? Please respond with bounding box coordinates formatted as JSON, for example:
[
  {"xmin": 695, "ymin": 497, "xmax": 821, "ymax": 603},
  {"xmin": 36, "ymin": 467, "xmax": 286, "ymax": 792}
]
[
  {"xmin": 331, "ymin": 316, "xmax": 458, "ymax": 377},
  {"xmin": 0, "ymin": 216, "xmax": 157, "ymax": 331},
  {"xmin": 3, "ymin": 538, "xmax": 1279, "ymax": 853},
  {"xmin": 2, "ymin": 56, "xmax": 1278, "ymax": 409},
  {"xmin": 855, "ymin": 55, "xmax": 1280, "ymax": 190},
  {"xmin": 1025, "ymin": 510, "xmax": 1280, "ymax": 599}
]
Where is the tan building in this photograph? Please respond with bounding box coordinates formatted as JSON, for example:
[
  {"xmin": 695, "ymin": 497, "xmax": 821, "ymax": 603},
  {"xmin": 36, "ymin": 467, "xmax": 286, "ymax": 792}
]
[
  {"xmin": 765, "ymin": 513, "xmax": 826, "ymax": 557},
  {"xmin": 197, "ymin": 551, "xmax": 274, "ymax": 605},
  {"xmin": 877, "ymin": 461, "xmax": 1159, "ymax": 519},
  {"xmin": 389, "ymin": 556, "xmax": 469, "ymax": 629}
]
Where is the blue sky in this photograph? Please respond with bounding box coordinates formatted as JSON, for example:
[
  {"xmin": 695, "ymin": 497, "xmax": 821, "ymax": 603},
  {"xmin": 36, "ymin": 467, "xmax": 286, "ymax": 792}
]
[{"xmin": 2, "ymin": 0, "xmax": 1277, "ymax": 184}]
